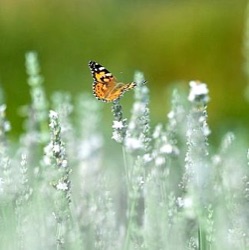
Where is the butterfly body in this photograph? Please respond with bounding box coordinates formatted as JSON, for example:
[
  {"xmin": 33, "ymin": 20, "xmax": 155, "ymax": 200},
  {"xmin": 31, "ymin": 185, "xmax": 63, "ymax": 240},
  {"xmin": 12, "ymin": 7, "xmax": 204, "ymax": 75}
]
[{"xmin": 88, "ymin": 61, "xmax": 136, "ymax": 102}]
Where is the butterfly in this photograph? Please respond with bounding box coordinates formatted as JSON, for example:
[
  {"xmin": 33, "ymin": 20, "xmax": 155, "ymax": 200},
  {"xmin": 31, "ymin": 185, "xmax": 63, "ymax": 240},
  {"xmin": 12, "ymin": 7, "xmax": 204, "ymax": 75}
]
[{"xmin": 88, "ymin": 61, "xmax": 136, "ymax": 102}]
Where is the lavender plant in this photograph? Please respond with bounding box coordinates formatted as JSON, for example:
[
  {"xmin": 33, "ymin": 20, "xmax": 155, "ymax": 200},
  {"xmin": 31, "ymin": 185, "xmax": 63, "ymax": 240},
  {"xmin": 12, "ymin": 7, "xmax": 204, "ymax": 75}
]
[
  {"xmin": 0, "ymin": 50, "xmax": 249, "ymax": 250},
  {"xmin": 25, "ymin": 51, "xmax": 49, "ymax": 143}
]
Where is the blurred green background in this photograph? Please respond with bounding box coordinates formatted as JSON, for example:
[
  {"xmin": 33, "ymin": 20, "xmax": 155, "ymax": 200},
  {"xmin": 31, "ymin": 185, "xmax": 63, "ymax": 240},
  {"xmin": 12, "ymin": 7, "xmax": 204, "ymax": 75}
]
[{"xmin": 0, "ymin": 0, "xmax": 248, "ymax": 139}]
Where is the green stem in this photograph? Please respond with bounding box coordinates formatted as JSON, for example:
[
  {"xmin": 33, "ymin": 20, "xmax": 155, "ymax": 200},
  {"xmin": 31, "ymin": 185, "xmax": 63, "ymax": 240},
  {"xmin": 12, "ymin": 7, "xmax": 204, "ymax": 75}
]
[
  {"xmin": 198, "ymin": 224, "xmax": 208, "ymax": 250},
  {"xmin": 122, "ymin": 146, "xmax": 130, "ymax": 250}
]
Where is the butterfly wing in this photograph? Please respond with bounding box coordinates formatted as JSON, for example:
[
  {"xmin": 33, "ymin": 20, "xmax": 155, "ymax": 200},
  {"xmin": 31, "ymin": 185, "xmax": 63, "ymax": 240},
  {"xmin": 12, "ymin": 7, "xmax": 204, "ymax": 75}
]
[
  {"xmin": 110, "ymin": 82, "xmax": 136, "ymax": 101},
  {"xmin": 89, "ymin": 61, "xmax": 114, "ymax": 84},
  {"xmin": 89, "ymin": 61, "xmax": 117, "ymax": 102},
  {"xmin": 88, "ymin": 61, "xmax": 136, "ymax": 102}
]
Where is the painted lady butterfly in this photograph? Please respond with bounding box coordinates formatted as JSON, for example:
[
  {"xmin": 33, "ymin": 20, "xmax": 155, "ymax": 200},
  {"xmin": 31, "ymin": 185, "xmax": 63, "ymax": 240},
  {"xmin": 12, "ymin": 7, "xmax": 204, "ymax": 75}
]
[{"xmin": 88, "ymin": 61, "xmax": 136, "ymax": 102}]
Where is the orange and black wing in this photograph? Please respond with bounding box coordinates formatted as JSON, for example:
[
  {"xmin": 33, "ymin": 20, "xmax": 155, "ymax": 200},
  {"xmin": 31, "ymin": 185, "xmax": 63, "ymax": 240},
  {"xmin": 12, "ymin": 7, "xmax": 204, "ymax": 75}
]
[
  {"xmin": 89, "ymin": 61, "xmax": 117, "ymax": 102},
  {"xmin": 88, "ymin": 61, "xmax": 136, "ymax": 102}
]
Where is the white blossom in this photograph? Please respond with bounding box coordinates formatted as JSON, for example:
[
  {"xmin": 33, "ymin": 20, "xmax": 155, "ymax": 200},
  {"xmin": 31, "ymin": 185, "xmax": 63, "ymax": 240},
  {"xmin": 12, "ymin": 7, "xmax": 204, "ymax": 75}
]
[
  {"xmin": 152, "ymin": 124, "xmax": 162, "ymax": 139},
  {"xmin": 0, "ymin": 178, "xmax": 4, "ymax": 191},
  {"xmin": 127, "ymin": 121, "xmax": 136, "ymax": 130},
  {"xmin": 177, "ymin": 197, "xmax": 184, "ymax": 208},
  {"xmin": 167, "ymin": 110, "xmax": 175, "ymax": 119},
  {"xmin": 53, "ymin": 144, "xmax": 60, "ymax": 153},
  {"xmin": 56, "ymin": 181, "xmax": 69, "ymax": 191},
  {"xmin": 188, "ymin": 81, "xmax": 210, "ymax": 104},
  {"xmin": 133, "ymin": 102, "xmax": 146, "ymax": 114},
  {"xmin": 160, "ymin": 144, "xmax": 173, "ymax": 154},
  {"xmin": 143, "ymin": 153, "xmax": 153, "ymax": 163},
  {"xmin": 112, "ymin": 131, "xmax": 123, "ymax": 143},
  {"xmin": 0, "ymin": 104, "xmax": 6, "ymax": 114},
  {"xmin": 203, "ymin": 125, "xmax": 211, "ymax": 136},
  {"xmin": 125, "ymin": 137, "xmax": 143, "ymax": 151},
  {"xmin": 112, "ymin": 120, "xmax": 125, "ymax": 129},
  {"xmin": 61, "ymin": 159, "xmax": 68, "ymax": 168},
  {"xmin": 177, "ymin": 196, "xmax": 195, "ymax": 219},
  {"xmin": 155, "ymin": 156, "xmax": 165, "ymax": 166},
  {"xmin": 20, "ymin": 153, "xmax": 27, "ymax": 167},
  {"xmin": 3, "ymin": 121, "xmax": 11, "ymax": 132},
  {"xmin": 43, "ymin": 155, "xmax": 52, "ymax": 166},
  {"xmin": 49, "ymin": 110, "xmax": 58, "ymax": 119}
]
